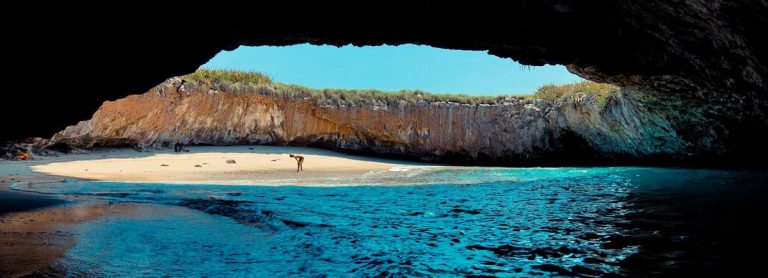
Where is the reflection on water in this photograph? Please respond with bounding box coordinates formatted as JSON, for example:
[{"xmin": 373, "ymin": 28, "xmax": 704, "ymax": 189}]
[{"xmin": 14, "ymin": 167, "xmax": 768, "ymax": 276}]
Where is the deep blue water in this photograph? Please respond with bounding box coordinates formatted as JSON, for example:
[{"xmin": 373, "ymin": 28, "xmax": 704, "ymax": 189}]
[{"xmin": 13, "ymin": 167, "xmax": 768, "ymax": 277}]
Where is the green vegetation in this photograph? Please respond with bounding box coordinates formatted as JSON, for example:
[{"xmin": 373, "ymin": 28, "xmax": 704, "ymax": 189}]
[
  {"xmin": 184, "ymin": 69, "xmax": 617, "ymax": 107},
  {"xmin": 236, "ymin": 83, "xmax": 514, "ymax": 106},
  {"xmin": 184, "ymin": 69, "xmax": 514, "ymax": 105},
  {"xmin": 532, "ymin": 81, "xmax": 619, "ymax": 106},
  {"xmin": 185, "ymin": 69, "xmax": 273, "ymax": 94}
]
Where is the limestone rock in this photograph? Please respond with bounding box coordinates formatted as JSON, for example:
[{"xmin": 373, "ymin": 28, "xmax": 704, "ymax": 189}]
[{"xmin": 47, "ymin": 77, "xmax": 719, "ymax": 165}]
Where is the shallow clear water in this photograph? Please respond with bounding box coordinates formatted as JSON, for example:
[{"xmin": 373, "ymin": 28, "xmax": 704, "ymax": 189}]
[{"xmin": 14, "ymin": 167, "xmax": 768, "ymax": 276}]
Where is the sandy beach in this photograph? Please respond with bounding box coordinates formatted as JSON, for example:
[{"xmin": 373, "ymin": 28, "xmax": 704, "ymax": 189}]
[{"xmin": 26, "ymin": 145, "xmax": 424, "ymax": 186}]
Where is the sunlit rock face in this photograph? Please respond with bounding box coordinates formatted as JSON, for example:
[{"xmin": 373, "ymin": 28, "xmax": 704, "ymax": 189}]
[{"xmin": 51, "ymin": 77, "xmax": 717, "ymax": 165}]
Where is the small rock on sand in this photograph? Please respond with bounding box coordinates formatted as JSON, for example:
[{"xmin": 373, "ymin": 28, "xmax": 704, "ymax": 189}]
[
  {"xmin": 226, "ymin": 159, "xmax": 236, "ymax": 164},
  {"xmin": 160, "ymin": 164, "xmax": 169, "ymax": 167},
  {"xmin": 194, "ymin": 164, "xmax": 202, "ymax": 167}
]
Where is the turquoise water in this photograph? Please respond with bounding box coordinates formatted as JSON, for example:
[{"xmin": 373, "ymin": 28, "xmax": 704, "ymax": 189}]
[{"xmin": 14, "ymin": 167, "xmax": 768, "ymax": 276}]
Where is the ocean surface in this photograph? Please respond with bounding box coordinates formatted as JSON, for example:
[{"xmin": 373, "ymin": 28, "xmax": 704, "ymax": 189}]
[{"xmin": 13, "ymin": 167, "xmax": 768, "ymax": 277}]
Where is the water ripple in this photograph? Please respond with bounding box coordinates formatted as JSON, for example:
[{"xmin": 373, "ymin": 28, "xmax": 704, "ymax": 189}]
[{"xmin": 12, "ymin": 167, "xmax": 768, "ymax": 276}]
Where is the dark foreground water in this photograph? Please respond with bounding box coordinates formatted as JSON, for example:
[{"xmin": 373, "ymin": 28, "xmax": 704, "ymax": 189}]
[{"xmin": 13, "ymin": 167, "xmax": 768, "ymax": 277}]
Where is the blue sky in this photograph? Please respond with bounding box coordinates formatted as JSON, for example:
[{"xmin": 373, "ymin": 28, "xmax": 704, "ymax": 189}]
[{"xmin": 201, "ymin": 44, "xmax": 582, "ymax": 95}]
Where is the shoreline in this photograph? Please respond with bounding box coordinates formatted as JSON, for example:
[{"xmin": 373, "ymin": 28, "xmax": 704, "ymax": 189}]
[
  {"xmin": 0, "ymin": 145, "xmax": 446, "ymax": 218},
  {"xmin": 0, "ymin": 145, "xmax": 649, "ymax": 276},
  {"xmin": 27, "ymin": 145, "xmax": 430, "ymax": 186},
  {"xmin": 0, "ymin": 145, "xmax": 429, "ymax": 276},
  {"xmin": 3, "ymin": 146, "xmax": 763, "ymax": 276}
]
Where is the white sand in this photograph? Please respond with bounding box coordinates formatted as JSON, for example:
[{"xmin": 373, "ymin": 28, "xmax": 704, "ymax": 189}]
[{"xmin": 25, "ymin": 146, "xmax": 429, "ymax": 186}]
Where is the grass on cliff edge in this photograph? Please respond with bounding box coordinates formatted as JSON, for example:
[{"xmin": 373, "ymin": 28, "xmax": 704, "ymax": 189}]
[
  {"xmin": 186, "ymin": 69, "xmax": 273, "ymax": 87},
  {"xmin": 532, "ymin": 81, "xmax": 618, "ymax": 105},
  {"xmin": 185, "ymin": 69, "xmax": 617, "ymax": 106}
]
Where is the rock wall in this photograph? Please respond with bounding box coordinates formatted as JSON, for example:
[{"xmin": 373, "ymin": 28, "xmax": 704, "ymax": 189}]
[{"xmin": 51, "ymin": 78, "xmax": 707, "ymax": 165}]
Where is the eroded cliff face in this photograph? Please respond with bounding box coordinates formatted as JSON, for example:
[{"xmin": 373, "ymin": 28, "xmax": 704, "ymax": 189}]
[{"xmin": 50, "ymin": 77, "xmax": 715, "ymax": 165}]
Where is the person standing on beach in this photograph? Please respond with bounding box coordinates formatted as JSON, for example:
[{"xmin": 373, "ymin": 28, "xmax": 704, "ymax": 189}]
[{"xmin": 289, "ymin": 154, "xmax": 304, "ymax": 172}]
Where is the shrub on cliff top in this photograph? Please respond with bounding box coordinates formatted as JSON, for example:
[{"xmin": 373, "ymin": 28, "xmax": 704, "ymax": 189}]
[
  {"xmin": 533, "ymin": 81, "xmax": 618, "ymax": 103},
  {"xmin": 186, "ymin": 69, "xmax": 272, "ymax": 87}
]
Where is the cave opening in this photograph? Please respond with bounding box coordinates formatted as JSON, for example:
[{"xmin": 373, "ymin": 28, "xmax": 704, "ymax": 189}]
[
  {"xmin": 27, "ymin": 43, "xmax": 634, "ymax": 166},
  {"xmin": 3, "ymin": 39, "xmax": 766, "ymax": 168},
  {"xmin": 2, "ymin": 1, "xmax": 766, "ymax": 167}
]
